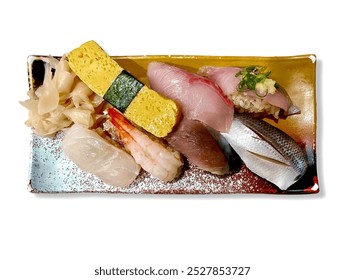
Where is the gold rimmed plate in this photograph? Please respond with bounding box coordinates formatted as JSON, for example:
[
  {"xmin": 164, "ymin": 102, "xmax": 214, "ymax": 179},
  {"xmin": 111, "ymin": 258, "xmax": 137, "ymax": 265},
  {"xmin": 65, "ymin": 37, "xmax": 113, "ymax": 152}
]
[{"xmin": 26, "ymin": 54, "xmax": 318, "ymax": 194}]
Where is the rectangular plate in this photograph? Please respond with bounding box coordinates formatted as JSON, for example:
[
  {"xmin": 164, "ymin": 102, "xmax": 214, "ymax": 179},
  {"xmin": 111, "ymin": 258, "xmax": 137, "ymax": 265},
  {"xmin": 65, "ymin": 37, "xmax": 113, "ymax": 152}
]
[{"xmin": 27, "ymin": 54, "xmax": 318, "ymax": 194}]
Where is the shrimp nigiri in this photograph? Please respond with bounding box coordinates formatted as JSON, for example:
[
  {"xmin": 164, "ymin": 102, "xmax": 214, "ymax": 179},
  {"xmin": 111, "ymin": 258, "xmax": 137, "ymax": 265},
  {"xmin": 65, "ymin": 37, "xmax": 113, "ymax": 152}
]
[{"xmin": 107, "ymin": 108, "xmax": 184, "ymax": 182}]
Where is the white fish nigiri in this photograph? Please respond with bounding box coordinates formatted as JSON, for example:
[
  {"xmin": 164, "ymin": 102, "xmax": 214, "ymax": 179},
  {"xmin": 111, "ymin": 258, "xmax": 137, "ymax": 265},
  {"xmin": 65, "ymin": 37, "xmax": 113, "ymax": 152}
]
[
  {"xmin": 148, "ymin": 62, "xmax": 234, "ymax": 132},
  {"xmin": 62, "ymin": 124, "xmax": 140, "ymax": 187},
  {"xmin": 198, "ymin": 66, "xmax": 300, "ymax": 117},
  {"xmin": 221, "ymin": 114, "xmax": 307, "ymax": 190}
]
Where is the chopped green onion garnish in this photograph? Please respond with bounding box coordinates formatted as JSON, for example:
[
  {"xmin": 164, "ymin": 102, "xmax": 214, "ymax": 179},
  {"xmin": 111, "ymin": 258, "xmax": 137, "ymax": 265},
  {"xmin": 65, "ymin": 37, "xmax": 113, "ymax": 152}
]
[{"xmin": 236, "ymin": 66, "xmax": 272, "ymax": 97}]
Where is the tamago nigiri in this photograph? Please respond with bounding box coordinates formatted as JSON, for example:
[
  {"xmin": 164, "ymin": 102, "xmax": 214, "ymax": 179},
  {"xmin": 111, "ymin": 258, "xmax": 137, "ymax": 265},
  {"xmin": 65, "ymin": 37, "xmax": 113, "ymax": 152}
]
[{"xmin": 67, "ymin": 41, "xmax": 180, "ymax": 137}]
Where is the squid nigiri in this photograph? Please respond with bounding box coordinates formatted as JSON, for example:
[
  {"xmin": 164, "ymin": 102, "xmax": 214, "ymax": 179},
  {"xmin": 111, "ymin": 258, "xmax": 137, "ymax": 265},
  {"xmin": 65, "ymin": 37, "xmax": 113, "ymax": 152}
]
[
  {"xmin": 198, "ymin": 65, "xmax": 300, "ymax": 118},
  {"xmin": 147, "ymin": 62, "xmax": 234, "ymax": 132},
  {"xmin": 62, "ymin": 124, "xmax": 140, "ymax": 187}
]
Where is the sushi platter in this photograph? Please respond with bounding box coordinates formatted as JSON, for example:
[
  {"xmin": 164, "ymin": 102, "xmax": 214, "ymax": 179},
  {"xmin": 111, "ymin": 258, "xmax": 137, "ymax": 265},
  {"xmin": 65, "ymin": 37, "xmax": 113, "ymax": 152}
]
[{"xmin": 22, "ymin": 41, "xmax": 318, "ymax": 194}]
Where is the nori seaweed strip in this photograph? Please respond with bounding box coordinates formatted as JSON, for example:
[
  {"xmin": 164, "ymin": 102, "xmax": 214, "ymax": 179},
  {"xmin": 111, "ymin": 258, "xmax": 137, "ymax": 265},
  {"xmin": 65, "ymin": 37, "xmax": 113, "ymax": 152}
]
[{"xmin": 104, "ymin": 70, "xmax": 144, "ymax": 112}]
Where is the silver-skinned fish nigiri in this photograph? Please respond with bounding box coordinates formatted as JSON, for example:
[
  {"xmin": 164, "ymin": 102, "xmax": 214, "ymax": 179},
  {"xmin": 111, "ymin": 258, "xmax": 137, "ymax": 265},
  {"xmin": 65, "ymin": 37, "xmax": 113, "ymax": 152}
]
[{"xmin": 221, "ymin": 114, "xmax": 308, "ymax": 190}]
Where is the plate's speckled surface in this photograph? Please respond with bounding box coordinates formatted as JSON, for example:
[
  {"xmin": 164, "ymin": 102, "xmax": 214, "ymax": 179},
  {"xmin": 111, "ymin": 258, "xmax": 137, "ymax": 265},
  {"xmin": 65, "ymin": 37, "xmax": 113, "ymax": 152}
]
[{"xmin": 27, "ymin": 54, "xmax": 318, "ymax": 194}]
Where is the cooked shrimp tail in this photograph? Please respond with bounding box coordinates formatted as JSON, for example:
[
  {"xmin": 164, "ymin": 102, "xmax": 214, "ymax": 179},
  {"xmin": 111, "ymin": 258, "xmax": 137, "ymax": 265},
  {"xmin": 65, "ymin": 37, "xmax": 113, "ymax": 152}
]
[{"xmin": 108, "ymin": 108, "xmax": 183, "ymax": 182}]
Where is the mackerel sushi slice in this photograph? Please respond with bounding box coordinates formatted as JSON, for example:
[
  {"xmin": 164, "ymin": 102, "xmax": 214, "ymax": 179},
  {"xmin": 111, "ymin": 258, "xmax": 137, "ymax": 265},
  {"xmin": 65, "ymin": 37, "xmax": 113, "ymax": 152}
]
[
  {"xmin": 221, "ymin": 114, "xmax": 308, "ymax": 190},
  {"xmin": 147, "ymin": 62, "xmax": 234, "ymax": 132}
]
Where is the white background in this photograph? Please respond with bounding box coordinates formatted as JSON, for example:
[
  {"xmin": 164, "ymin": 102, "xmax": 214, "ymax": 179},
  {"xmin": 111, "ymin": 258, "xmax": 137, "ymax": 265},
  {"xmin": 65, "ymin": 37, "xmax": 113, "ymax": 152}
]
[{"xmin": 1, "ymin": 1, "xmax": 343, "ymax": 279}]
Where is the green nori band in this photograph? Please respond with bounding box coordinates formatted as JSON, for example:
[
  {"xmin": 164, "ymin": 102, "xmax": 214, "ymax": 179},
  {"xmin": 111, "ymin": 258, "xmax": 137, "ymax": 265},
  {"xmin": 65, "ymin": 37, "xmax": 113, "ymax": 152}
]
[{"xmin": 104, "ymin": 70, "xmax": 144, "ymax": 112}]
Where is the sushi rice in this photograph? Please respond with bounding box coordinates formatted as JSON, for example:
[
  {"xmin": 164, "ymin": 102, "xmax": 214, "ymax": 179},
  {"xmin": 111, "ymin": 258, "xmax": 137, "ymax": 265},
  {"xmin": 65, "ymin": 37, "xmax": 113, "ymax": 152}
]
[{"xmin": 229, "ymin": 92, "xmax": 280, "ymax": 118}]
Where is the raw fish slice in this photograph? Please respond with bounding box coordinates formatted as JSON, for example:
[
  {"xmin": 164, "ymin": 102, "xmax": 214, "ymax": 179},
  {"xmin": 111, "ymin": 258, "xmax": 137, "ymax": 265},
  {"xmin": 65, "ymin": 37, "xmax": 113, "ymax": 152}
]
[
  {"xmin": 199, "ymin": 66, "xmax": 240, "ymax": 95},
  {"xmin": 148, "ymin": 62, "xmax": 234, "ymax": 132},
  {"xmin": 207, "ymin": 127, "xmax": 242, "ymax": 173},
  {"xmin": 166, "ymin": 118, "xmax": 229, "ymax": 175},
  {"xmin": 62, "ymin": 124, "xmax": 140, "ymax": 187},
  {"xmin": 198, "ymin": 66, "xmax": 300, "ymax": 116},
  {"xmin": 221, "ymin": 114, "xmax": 307, "ymax": 190}
]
